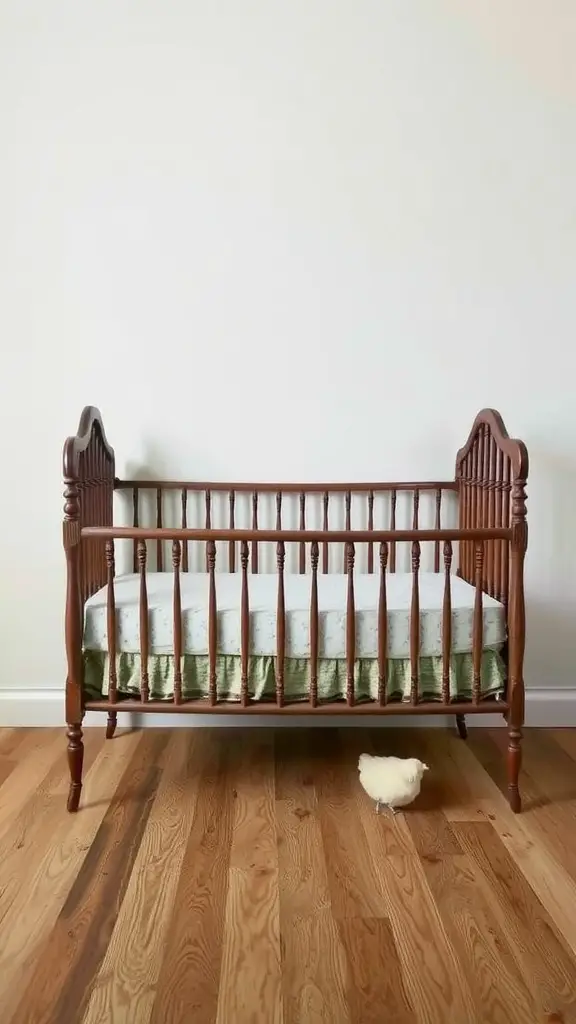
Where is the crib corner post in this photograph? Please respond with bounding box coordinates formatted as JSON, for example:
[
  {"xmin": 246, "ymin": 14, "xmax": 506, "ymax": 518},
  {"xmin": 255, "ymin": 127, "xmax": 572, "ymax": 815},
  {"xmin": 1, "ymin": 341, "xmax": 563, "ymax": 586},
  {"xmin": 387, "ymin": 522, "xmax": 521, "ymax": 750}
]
[
  {"xmin": 506, "ymin": 476, "xmax": 527, "ymax": 814},
  {"xmin": 63, "ymin": 479, "xmax": 85, "ymax": 811}
]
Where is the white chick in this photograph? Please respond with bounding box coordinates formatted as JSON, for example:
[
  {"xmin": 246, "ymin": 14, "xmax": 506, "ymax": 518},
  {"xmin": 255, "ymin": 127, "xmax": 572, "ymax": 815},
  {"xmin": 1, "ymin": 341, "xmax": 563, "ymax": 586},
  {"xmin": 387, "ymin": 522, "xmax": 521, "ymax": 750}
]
[{"xmin": 358, "ymin": 754, "xmax": 429, "ymax": 814}]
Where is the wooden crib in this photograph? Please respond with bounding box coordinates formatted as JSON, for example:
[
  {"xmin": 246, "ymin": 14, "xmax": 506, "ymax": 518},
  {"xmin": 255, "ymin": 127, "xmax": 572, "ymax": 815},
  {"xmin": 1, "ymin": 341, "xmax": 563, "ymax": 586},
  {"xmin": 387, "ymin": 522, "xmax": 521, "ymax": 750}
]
[{"xmin": 63, "ymin": 407, "xmax": 528, "ymax": 813}]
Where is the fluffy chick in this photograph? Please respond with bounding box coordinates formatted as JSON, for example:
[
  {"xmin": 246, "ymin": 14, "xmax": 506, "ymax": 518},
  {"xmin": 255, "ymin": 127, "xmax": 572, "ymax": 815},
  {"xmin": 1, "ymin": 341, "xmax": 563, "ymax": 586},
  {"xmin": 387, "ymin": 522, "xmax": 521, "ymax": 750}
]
[{"xmin": 358, "ymin": 754, "xmax": 429, "ymax": 814}]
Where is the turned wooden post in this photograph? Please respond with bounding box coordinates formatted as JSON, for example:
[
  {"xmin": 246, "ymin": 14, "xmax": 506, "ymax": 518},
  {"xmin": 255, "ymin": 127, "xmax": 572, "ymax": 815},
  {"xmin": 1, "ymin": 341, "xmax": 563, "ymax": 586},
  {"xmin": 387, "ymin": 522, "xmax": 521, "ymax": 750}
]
[
  {"xmin": 378, "ymin": 542, "xmax": 388, "ymax": 706},
  {"xmin": 310, "ymin": 540, "xmax": 319, "ymax": 707},
  {"xmin": 389, "ymin": 490, "xmax": 397, "ymax": 573},
  {"xmin": 138, "ymin": 540, "xmax": 149, "ymax": 703},
  {"xmin": 410, "ymin": 540, "xmax": 420, "ymax": 705},
  {"xmin": 507, "ymin": 471, "xmax": 528, "ymax": 813},
  {"xmin": 105, "ymin": 539, "xmax": 118, "ymax": 738},
  {"xmin": 299, "ymin": 492, "xmax": 306, "ymax": 574},
  {"xmin": 441, "ymin": 541, "xmax": 452, "ymax": 706},
  {"xmin": 173, "ymin": 540, "xmax": 183, "ymax": 705},
  {"xmin": 229, "ymin": 490, "xmax": 236, "ymax": 572},
  {"xmin": 472, "ymin": 542, "xmax": 484, "ymax": 704},
  {"xmin": 346, "ymin": 542, "xmax": 355, "ymax": 706},
  {"xmin": 181, "ymin": 489, "xmax": 189, "ymax": 573},
  {"xmin": 322, "ymin": 492, "xmax": 329, "ymax": 574},
  {"xmin": 207, "ymin": 540, "xmax": 217, "ymax": 705},
  {"xmin": 367, "ymin": 490, "xmax": 374, "ymax": 574},
  {"xmin": 276, "ymin": 540, "xmax": 285, "ymax": 707},
  {"xmin": 240, "ymin": 540, "xmax": 250, "ymax": 706},
  {"xmin": 64, "ymin": 472, "xmax": 84, "ymax": 812}
]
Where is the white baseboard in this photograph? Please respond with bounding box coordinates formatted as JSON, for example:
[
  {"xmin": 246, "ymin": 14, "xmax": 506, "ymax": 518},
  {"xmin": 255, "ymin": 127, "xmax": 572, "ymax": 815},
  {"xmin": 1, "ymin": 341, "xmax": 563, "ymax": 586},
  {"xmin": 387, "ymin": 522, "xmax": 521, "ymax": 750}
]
[{"xmin": 1, "ymin": 688, "xmax": 575, "ymax": 728}]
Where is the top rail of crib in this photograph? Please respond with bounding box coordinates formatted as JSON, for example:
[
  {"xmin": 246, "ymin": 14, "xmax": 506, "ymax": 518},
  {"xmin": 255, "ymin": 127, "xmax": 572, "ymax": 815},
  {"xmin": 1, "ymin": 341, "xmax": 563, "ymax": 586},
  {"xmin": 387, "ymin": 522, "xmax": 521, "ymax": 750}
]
[
  {"xmin": 81, "ymin": 526, "xmax": 512, "ymax": 543},
  {"xmin": 115, "ymin": 479, "xmax": 458, "ymax": 494}
]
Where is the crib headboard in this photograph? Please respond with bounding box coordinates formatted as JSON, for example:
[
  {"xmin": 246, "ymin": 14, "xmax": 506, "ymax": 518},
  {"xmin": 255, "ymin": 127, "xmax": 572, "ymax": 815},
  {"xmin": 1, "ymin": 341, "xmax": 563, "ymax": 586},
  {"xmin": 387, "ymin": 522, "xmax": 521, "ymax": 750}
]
[
  {"xmin": 455, "ymin": 408, "xmax": 528, "ymax": 603},
  {"xmin": 63, "ymin": 406, "xmax": 115, "ymax": 605}
]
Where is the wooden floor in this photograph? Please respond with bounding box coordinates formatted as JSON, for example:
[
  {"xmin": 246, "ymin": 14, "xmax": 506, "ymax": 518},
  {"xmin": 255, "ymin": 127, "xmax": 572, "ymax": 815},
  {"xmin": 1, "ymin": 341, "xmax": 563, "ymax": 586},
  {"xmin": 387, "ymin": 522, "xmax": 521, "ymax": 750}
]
[{"xmin": 1, "ymin": 728, "xmax": 576, "ymax": 1024}]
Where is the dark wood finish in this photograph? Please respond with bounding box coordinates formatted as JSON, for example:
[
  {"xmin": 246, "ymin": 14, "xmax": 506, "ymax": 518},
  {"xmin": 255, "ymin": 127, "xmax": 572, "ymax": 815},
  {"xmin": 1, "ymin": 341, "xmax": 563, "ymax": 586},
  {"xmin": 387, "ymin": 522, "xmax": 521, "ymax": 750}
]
[
  {"xmin": 309, "ymin": 540, "xmax": 319, "ymax": 707},
  {"xmin": 276, "ymin": 541, "xmax": 285, "ymax": 708},
  {"xmin": 63, "ymin": 406, "xmax": 528, "ymax": 815},
  {"xmin": 66, "ymin": 723, "xmax": 83, "ymax": 813},
  {"xmin": 377, "ymin": 542, "xmax": 388, "ymax": 706},
  {"xmin": 346, "ymin": 542, "xmax": 355, "ymax": 707},
  {"xmin": 133, "ymin": 489, "xmax": 139, "ymax": 574},
  {"xmin": 207, "ymin": 540, "xmax": 217, "ymax": 706},
  {"xmin": 172, "ymin": 540, "xmax": 183, "ymax": 705},
  {"xmin": 441, "ymin": 541, "xmax": 452, "ymax": 705},
  {"xmin": 206, "ymin": 490, "xmax": 212, "ymax": 574},
  {"xmin": 410, "ymin": 541, "xmax": 421, "ymax": 705},
  {"xmin": 240, "ymin": 541, "xmax": 249, "ymax": 707},
  {"xmin": 105, "ymin": 539, "xmax": 117, "ymax": 719},
  {"xmin": 472, "ymin": 542, "xmax": 484, "ymax": 704},
  {"xmin": 156, "ymin": 488, "xmax": 163, "ymax": 571}
]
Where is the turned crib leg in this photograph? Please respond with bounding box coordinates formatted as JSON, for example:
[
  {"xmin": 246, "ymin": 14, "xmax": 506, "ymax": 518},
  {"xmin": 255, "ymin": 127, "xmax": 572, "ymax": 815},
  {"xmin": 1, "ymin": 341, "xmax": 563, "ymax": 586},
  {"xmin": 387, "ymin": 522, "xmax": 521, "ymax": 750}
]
[
  {"xmin": 106, "ymin": 711, "xmax": 117, "ymax": 739},
  {"xmin": 66, "ymin": 722, "xmax": 84, "ymax": 812},
  {"xmin": 455, "ymin": 714, "xmax": 467, "ymax": 740},
  {"xmin": 507, "ymin": 723, "xmax": 522, "ymax": 813}
]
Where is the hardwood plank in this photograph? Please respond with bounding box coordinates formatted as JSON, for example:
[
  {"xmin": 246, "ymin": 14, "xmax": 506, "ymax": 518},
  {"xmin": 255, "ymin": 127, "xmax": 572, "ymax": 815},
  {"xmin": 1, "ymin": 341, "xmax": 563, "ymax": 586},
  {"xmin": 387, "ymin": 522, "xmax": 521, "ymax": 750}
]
[
  {"xmin": 0, "ymin": 730, "xmax": 64, "ymax": 841},
  {"xmin": 0, "ymin": 757, "xmax": 16, "ymax": 790},
  {"xmin": 82, "ymin": 731, "xmax": 207, "ymax": 1024},
  {"xmin": 418, "ymin": 730, "xmax": 488, "ymax": 823},
  {"xmin": 10, "ymin": 730, "xmax": 166, "ymax": 1024},
  {"xmin": 0, "ymin": 730, "xmax": 143, "ymax": 1024},
  {"xmin": 217, "ymin": 733, "xmax": 282, "ymax": 1023},
  {"xmin": 418, "ymin": 849, "xmax": 537, "ymax": 1023},
  {"xmin": 275, "ymin": 729, "xmax": 317, "ymax": 810},
  {"xmin": 0, "ymin": 728, "xmax": 31, "ymax": 757},
  {"xmin": 315, "ymin": 731, "xmax": 388, "ymax": 920},
  {"xmin": 455, "ymin": 821, "xmax": 576, "ymax": 1021},
  {"xmin": 551, "ymin": 728, "xmax": 576, "ymax": 763},
  {"xmin": 338, "ymin": 917, "xmax": 415, "ymax": 1024},
  {"xmin": 150, "ymin": 733, "xmax": 234, "ymax": 1024},
  {"xmin": 281, "ymin": 910, "xmax": 350, "ymax": 1024}
]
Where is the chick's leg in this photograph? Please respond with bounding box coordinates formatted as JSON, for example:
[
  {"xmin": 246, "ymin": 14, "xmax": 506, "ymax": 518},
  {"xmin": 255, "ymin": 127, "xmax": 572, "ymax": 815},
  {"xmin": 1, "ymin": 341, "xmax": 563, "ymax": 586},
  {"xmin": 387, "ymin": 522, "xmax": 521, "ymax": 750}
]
[
  {"xmin": 386, "ymin": 805, "xmax": 397, "ymax": 815},
  {"xmin": 375, "ymin": 800, "xmax": 381, "ymax": 814}
]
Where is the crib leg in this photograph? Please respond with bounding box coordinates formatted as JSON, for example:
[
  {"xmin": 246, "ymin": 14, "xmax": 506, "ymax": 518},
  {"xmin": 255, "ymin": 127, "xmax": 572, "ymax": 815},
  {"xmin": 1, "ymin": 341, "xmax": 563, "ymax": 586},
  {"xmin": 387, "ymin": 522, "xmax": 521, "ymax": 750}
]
[
  {"xmin": 507, "ymin": 723, "xmax": 522, "ymax": 813},
  {"xmin": 455, "ymin": 714, "xmax": 468, "ymax": 740},
  {"xmin": 106, "ymin": 711, "xmax": 117, "ymax": 739},
  {"xmin": 66, "ymin": 722, "xmax": 84, "ymax": 812}
]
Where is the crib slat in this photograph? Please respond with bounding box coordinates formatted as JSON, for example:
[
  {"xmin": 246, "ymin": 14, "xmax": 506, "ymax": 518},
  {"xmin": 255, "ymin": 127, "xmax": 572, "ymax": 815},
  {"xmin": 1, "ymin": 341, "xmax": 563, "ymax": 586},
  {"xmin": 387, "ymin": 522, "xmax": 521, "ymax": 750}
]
[
  {"xmin": 181, "ymin": 490, "xmax": 189, "ymax": 573},
  {"xmin": 132, "ymin": 488, "xmax": 139, "ymax": 574},
  {"xmin": 276, "ymin": 540, "xmax": 285, "ymax": 708},
  {"xmin": 482, "ymin": 425, "xmax": 490, "ymax": 531},
  {"xmin": 310, "ymin": 540, "xmax": 319, "ymax": 707},
  {"xmin": 240, "ymin": 540, "xmax": 250, "ymax": 706},
  {"xmin": 229, "ymin": 490, "xmax": 235, "ymax": 573},
  {"xmin": 344, "ymin": 492, "xmax": 351, "ymax": 573},
  {"xmin": 412, "ymin": 488, "xmax": 420, "ymax": 530},
  {"xmin": 205, "ymin": 490, "xmax": 212, "ymax": 573},
  {"xmin": 434, "ymin": 489, "xmax": 442, "ymax": 572},
  {"xmin": 473, "ymin": 542, "xmax": 484, "ymax": 704},
  {"xmin": 172, "ymin": 540, "xmax": 182, "ymax": 705},
  {"xmin": 390, "ymin": 490, "xmax": 397, "ymax": 573},
  {"xmin": 299, "ymin": 492, "xmax": 306, "ymax": 574},
  {"xmin": 208, "ymin": 539, "xmax": 217, "ymax": 705},
  {"xmin": 138, "ymin": 540, "xmax": 149, "ymax": 703},
  {"xmin": 501, "ymin": 456, "xmax": 510, "ymax": 604},
  {"xmin": 442, "ymin": 540, "xmax": 452, "ymax": 705},
  {"xmin": 346, "ymin": 542, "xmax": 355, "ymax": 707},
  {"xmin": 322, "ymin": 492, "xmax": 329, "ymax": 574},
  {"xmin": 276, "ymin": 491, "xmax": 282, "ymax": 531},
  {"xmin": 367, "ymin": 490, "xmax": 374, "ymax": 574},
  {"xmin": 156, "ymin": 488, "xmax": 163, "ymax": 571},
  {"xmin": 410, "ymin": 541, "xmax": 420, "ymax": 705},
  {"xmin": 252, "ymin": 492, "xmax": 259, "ymax": 574},
  {"xmin": 378, "ymin": 542, "xmax": 388, "ymax": 706},
  {"xmin": 106, "ymin": 539, "xmax": 117, "ymax": 704},
  {"xmin": 487, "ymin": 436, "xmax": 497, "ymax": 597}
]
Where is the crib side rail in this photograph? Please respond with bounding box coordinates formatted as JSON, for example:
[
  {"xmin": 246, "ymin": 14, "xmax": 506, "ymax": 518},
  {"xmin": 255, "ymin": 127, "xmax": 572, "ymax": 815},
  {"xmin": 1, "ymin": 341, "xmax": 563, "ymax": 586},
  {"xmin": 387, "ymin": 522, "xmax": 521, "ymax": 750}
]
[{"xmin": 86, "ymin": 525, "xmax": 513, "ymax": 714}]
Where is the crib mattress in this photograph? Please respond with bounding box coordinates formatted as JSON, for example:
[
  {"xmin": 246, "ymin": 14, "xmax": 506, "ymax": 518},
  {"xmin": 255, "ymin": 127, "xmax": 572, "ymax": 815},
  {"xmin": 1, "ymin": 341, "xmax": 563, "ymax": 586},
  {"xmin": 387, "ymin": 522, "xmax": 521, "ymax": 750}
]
[{"xmin": 84, "ymin": 572, "xmax": 506, "ymax": 660}]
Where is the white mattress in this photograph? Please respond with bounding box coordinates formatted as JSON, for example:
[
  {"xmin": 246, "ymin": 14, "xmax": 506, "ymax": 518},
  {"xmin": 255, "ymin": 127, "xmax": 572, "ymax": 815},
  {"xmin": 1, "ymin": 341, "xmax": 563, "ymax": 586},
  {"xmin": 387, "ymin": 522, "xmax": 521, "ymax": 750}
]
[{"xmin": 84, "ymin": 572, "xmax": 506, "ymax": 660}]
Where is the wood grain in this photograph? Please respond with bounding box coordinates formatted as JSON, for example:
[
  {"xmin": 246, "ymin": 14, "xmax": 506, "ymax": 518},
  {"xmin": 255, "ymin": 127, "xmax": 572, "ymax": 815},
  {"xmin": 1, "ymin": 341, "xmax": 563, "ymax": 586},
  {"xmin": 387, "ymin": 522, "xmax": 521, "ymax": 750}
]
[{"xmin": 1, "ymin": 726, "xmax": 576, "ymax": 1024}]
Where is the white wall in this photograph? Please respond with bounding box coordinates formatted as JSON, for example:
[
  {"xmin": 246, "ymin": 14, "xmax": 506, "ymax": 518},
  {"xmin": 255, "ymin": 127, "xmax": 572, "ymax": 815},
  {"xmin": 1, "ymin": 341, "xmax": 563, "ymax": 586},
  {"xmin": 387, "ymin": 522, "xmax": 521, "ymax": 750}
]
[{"xmin": 1, "ymin": 2, "xmax": 575, "ymax": 715}]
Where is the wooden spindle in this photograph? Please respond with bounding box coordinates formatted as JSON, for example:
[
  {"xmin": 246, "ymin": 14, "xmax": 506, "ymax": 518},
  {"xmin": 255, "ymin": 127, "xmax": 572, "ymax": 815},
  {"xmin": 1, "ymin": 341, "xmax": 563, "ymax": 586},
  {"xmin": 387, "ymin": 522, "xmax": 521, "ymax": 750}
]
[
  {"xmin": 410, "ymin": 540, "xmax": 420, "ymax": 705},
  {"xmin": 344, "ymin": 492, "xmax": 351, "ymax": 573},
  {"xmin": 299, "ymin": 492, "xmax": 306, "ymax": 574},
  {"xmin": 378, "ymin": 542, "xmax": 388, "ymax": 706},
  {"xmin": 442, "ymin": 541, "xmax": 452, "ymax": 705},
  {"xmin": 229, "ymin": 490, "xmax": 235, "ymax": 572},
  {"xmin": 106, "ymin": 539, "xmax": 117, "ymax": 704},
  {"xmin": 482, "ymin": 426, "xmax": 490, "ymax": 534},
  {"xmin": 501, "ymin": 456, "xmax": 510, "ymax": 605},
  {"xmin": 172, "ymin": 540, "xmax": 182, "ymax": 704},
  {"xmin": 390, "ymin": 490, "xmax": 397, "ymax": 573},
  {"xmin": 181, "ymin": 489, "xmax": 189, "ymax": 572},
  {"xmin": 322, "ymin": 491, "xmax": 329, "ymax": 574},
  {"xmin": 473, "ymin": 542, "xmax": 484, "ymax": 704},
  {"xmin": 310, "ymin": 540, "xmax": 319, "ymax": 707},
  {"xmin": 434, "ymin": 488, "xmax": 442, "ymax": 572},
  {"xmin": 156, "ymin": 488, "xmax": 163, "ymax": 571},
  {"xmin": 252, "ymin": 492, "xmax": 259, "ymax": 574},
  {"xmin": 494, "ymin": 449, "xmax": 503, "ymax": 601},
  {"xmin": 276, "ymin": 491, "xmax": 282, "ymax": 531},
  {"xmin": 132, "ymin": 488, "xmax": 139, "ymax": 574},
  {"xmin": 208, "ymin": 539, "xmax": 217, "ymax": 705},
  {"xmin": 240, "ymin": 541, "xmax": 249, "ymax": 706},
  {"xmin": 346, "ymin": 542, "xmax": 355, "ymax": 707},
  {"xmin": 412, "ymin": 488, "xmax": 420, "ymax": 530},
  {"xmin": 138, "ymin": 540, "xmax": 149, "ymax": 703},
  {"xmin": 276, "ymin": 540, "xmax": 285, "ymax": 708},
  {"xmin": 205, "ymin": 490, "xmax": 212, "ymax": 573},
  {"xmin": 367, "ymin": 490, "xmax": 374, "ymax": 574},
  {"xmin": 487, "ymin": 436, "xmax": 497, "ymax": 597}
]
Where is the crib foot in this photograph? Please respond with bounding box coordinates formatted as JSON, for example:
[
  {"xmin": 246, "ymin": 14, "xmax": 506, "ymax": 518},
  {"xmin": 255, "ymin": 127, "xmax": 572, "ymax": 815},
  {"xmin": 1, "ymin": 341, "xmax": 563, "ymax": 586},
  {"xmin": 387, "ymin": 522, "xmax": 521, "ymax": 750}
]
[
  {"xmin": 66, "ymin": 722, "xmax": 84, "ymax": 812},
  {"xmin": 455, "ymin": 714, "xmax": 468, "ymax": 740},
  {"xmin": 106, "ymin": 711, "xmax": 117, "ymax": 739},
  {"xmin": 507, "ymin": 724, "xmax": 522, "ymax": 813}
]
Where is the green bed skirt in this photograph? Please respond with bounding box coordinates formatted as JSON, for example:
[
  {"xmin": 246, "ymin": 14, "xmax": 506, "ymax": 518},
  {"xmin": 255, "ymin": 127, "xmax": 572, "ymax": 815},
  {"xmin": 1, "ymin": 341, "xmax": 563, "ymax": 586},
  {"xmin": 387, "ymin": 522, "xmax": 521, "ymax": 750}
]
[{"xmin": 83, "ymin": 650, "xmax": 506, "ymax": 704}]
